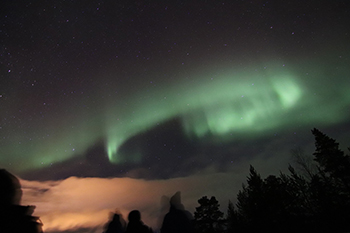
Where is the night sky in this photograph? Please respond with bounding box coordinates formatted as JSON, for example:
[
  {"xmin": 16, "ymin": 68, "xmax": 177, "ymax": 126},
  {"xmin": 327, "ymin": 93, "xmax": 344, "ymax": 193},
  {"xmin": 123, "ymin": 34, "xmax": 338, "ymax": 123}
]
[{"xmin": 1, "ymin": 1, "xmax": 350, "ymax": 232}]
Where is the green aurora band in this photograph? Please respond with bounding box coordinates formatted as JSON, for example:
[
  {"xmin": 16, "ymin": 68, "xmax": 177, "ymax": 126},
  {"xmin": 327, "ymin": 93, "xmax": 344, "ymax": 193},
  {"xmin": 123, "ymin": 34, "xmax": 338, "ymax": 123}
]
[
  {"xmin": 104, "ymin": 60, "xmax": 349, "ymax": 163},
  {"xmin": 1, "ymin": 59, "xmax": 349, "ymax": 172}
]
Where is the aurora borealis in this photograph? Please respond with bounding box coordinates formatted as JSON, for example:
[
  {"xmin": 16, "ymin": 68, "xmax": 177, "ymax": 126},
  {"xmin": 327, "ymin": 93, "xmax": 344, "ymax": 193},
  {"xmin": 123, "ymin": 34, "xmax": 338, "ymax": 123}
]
[
  {"xmin": 3, "ymin": 56, "xmax": 349, "ymax": 175},
  {"xmin": 1, "ymin": 1, "xmax": 350, "ymax": 232}
]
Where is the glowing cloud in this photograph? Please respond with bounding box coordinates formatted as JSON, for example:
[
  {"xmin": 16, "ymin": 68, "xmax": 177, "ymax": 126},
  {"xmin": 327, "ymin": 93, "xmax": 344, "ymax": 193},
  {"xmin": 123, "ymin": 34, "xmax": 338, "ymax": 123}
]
[
  {"xmin": 20, "ymin": 172, "xmax": 241, "ymax": 232},
  {"xmin": 18, "ymin": 147, "xmax": 294, "ymax": 232}
]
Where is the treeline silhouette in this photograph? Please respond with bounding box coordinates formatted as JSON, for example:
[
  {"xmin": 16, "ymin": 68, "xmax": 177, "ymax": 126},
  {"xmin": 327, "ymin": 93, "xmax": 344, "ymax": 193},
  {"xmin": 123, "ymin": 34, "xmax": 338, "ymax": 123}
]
[
  {"xmin": 193, "ymin": 128, "xmax": 350, "ymax": 233},
  {"xmin": 103, "ymin": 128, "xmax": 350, "ymax": 233}
]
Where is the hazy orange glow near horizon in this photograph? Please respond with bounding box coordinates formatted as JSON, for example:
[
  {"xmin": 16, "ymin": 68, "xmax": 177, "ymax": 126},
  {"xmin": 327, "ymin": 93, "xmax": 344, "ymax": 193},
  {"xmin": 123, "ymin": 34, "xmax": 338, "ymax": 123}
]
[{"xmin": 18, "ymin": 152, "xmax": 291, "ymax": 232}]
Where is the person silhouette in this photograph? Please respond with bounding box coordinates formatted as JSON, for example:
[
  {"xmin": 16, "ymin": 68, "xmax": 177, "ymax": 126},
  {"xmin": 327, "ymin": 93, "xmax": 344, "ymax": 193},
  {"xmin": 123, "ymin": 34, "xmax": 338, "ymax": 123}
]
[
  {"xmin": 161, "ymin": 192, "xmax": 193, "ymax": 233},
  {"xmin": 126, "ymin": 210, "xmax": 152, "ymax": 233},
  {"xmin": 0, "ymin": 169, "xmax": 43, "ymax": 233},
  {"xmin": 104, "ymin": 211, "xmax": 126, "ymax": 233}
]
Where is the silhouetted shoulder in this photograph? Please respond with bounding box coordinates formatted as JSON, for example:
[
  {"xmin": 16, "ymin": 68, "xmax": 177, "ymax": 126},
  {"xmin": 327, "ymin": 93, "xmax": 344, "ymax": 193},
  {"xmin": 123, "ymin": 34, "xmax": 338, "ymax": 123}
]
[
  {"xmin": 0, "ymin": 169, "xmax": 43, "ymax": 233},
  {"xmin": 126, "ymin": 210, "xmax": 153, "ymax": 233},
  {"xmin": 161, "ymin": 192, "xmax": 193, "ymax": 233},
  {"xmin": 104, "ymin": 212, "xmax": 126, "ymax": 233}
]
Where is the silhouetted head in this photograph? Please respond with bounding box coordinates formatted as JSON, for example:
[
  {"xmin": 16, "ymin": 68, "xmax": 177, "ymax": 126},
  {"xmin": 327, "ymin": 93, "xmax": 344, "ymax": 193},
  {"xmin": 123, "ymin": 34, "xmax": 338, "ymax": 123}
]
[
  {"xmin": 128, "ymin": 210, "xmax": 141, "ymax": 223},
  {"xmin": 170, "ymin": 191, "xmax": 184, "ymax": 210},
  {"xmin": 0, "ymin": 169, "xmax": 22, "ymax": 205},
  {"xmin": 112, "ymin": 213, "xmax": 120, "ymax": 221}
]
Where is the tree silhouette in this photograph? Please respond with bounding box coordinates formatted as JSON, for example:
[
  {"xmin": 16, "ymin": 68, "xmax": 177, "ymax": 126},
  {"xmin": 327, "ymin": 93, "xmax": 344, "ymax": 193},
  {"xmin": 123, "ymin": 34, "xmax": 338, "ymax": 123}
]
[
  {"xmin": 312, "ymin": 128, "xmax": 350, "ymax": 191},
  {"xmin": 236, "ymin": 166, "xmax": 299, "ymax": 232},
  {"xmin": 226, "ymin": 200, "xmax": 242, "ymax": 233},
  {"xmin": 232, "ymin": 128, "xmax": 350, "ymax": 233},
  {"xmin": 193, "ymin": 196, "xmax": 224, "ymax": 233},
  {"xmin": 309, "ymin": 128, "xmax": 350, "ymax": 232},
  {"xmin": 291, "ymin": 147, "xmax": 316, "ymax": 180},
  {"xmin": 236, "ymin": 165, "xmax": 265, "ymax": 232}
]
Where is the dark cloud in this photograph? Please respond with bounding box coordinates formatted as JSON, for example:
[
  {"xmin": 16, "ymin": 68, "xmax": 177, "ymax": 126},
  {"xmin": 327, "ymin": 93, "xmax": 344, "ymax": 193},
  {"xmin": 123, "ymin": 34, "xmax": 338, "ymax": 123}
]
[{"xmin": 20, "ymin": 116, "xmax": 334, "ymax": 181}]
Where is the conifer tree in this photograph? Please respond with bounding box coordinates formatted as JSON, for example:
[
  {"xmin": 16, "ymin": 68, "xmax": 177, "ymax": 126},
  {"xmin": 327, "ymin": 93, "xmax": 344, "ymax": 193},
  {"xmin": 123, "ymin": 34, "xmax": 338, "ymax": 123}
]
[
  {"xmin": 312, "ymin": 128, "xmax": 350, "ymax": 190},
  {"xmin": 194, "ymin": 196, "xmax": 224, "ymax": 233}
]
